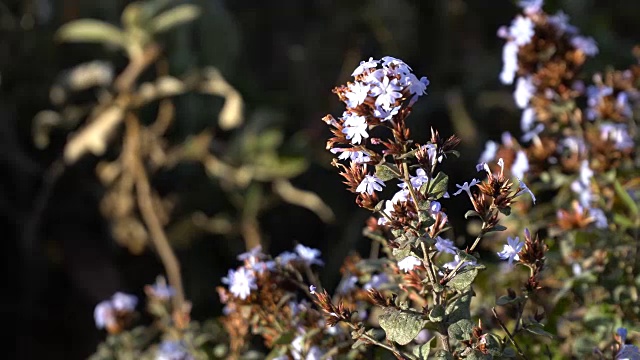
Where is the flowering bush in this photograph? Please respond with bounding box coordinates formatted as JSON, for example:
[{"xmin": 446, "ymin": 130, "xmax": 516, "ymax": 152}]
[{"xmin": 80, "ymin": 1, "xmax": 640, "ymax": 359}]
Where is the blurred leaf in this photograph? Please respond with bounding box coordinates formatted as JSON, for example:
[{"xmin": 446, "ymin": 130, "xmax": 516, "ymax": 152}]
[
  {"xmin": 424, "ymin": 172, "xmax": 448, "ymax": 199},
  {"xmin": 375, "ymin": 163, "xmax": 401, "ymax": 181},
  {"xmin": 614, "ymin": 179, "xmax": 639, "ymax": 216},
  {"xmin": 56, "ymin": 20, "xmax": 127, "ymax": 49},
  {"xmin": 432, "ymin": 350, "xmax": 453, "ymax": 360},
  {"xmin": 428, "ymin": 304, "xmax": 445, "ymax": 323},
  {"xmin": 447, "ymin": 267, "xmax": 480, "ymax": 292},
  {"xmin": 378, "ymin": 307, "xmax": 428, "ymax": 345},
  {"xmin": 64, "ymin": 105, "xmax": 124, "ymax": 164},
  {"xmin": 150, "ymin": 4, "xmax": 201, "ymax": 34}
]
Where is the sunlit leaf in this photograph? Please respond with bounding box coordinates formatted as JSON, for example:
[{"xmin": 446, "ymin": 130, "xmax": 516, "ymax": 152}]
[
  {"xmin": 55, "ymin": 20, "xmax": 127, "ymax": 49},
  {"xmin": 379, "ymin": 307, "xmax": 428, "ymax": 345},
  {"xmin": 150, "ymin": 4, "xmax": 201, "ymax": 34}
]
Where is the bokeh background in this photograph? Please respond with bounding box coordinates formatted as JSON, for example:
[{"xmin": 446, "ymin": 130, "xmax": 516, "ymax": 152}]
[{"xmin": 2, "ymin": 0, "xmax": 637, "ymax": 359}]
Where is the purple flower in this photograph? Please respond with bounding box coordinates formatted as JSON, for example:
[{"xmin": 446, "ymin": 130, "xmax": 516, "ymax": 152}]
[
  {"xmin": 222, "ymin": 267, "xmax": 257, "ymax": 300},
  {"xmin": 276, "ymin": 251, "xmax": 299, "ymax": 264},
  {"xmin": 156, "ymin": 340, "xmax": 194, "ymax": 360},
  {"xmin": 571, "ymin": 36, "xmax": 599, "ymax": 56},
  {"xmin": 336, "ymin": 275, "xmax": 358, "ymax": 294},
  {"xmin": 373, "ymin": 105, "xmax": 400, "ymax": 121},
  {"xmin": 516, "ymin": 178, "xmax": 536, "ymax": 204},
  {"xmin": 453, "ymin": 179, "xmax": 480, "ymax": 197},
  {"xmin": 497, "ymin": 236, "xmax": 525, "ymax": 265},
  {"xmin": 356, "ymin": 174, "xmax": 385, "ymax": 195},
  {"xmin": 309, "ymin": 285, "xmax": 317, "ymax": 294},
  {"xmin": 364, "ymin": 273, "xmax": 390, "ymax": 290},
  {"xmin": 295, "ymin": 244, "xmax": 324, "ymax": 266},
  {"xmin": 600, "ymin": 123, "xmax": 634, "ymax": 150},
  {"xmin": 518, "ymin": 0, "xmax": 543, "ymax": 14},
  {"xmin": 237, "ymin": 245, "xmax": 264, "ymax": 261},
  {"xmin": 442, "ymin": 255, "xmax": 477, "ymax": 272},
  {"xmin": 435, "ymin": 236, "xmax": 457, "ymax": 254},
  {"xmin": 330, "ymin": 148, "xmax": 371, "ymax": 163}
]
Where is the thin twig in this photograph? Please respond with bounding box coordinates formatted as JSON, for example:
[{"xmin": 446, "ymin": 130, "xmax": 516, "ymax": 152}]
[{"xmin": 492, "ymin": 307, "xmax": 529, "ymax": 360}]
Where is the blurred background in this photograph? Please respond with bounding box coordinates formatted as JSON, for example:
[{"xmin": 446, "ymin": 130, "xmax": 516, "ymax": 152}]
[{"xmin": 2, "ymin": 0, "xmax": 637, "ymax": 358}]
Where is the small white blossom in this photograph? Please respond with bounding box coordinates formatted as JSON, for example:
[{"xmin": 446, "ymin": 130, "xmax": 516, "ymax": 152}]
[
  {"xmin": 351, "ymin": 57, "xmax": 379, "ymax": 76},
  {"xmin": 309, "ymin": 285, "xmax": 317, "ymax": 294},
  {"xmin": 331, "ymin": 148, "xmax": 371, "ymax": 163},
  {"xmin": 398, "ymin": 256, "xmax": 422, "ymax": 272},
  {"xmin": 520, "ymin": 107, "xmax": 536, "ymax": 132},
  {"xmin": 499, "ymin": 42, "xmax": 519, "ymax": 85},
  {"xmin": 295, "ymin": 244, "xmax": 324, "ymax": 266},
  {"xmin": 370, "ymin": 75, "xmax": 403, "ymax": 110},
  {"xmin": 410, "ymin": 168, "xmax": 430, "ymax": 189},
  {"xmin": 237, "ymin": 245, "xmax": 264, "ymax": 261},
  {"xmin": 345, "ymin": 81, "xmax": 370, "ymax": 106},
  {"xmin": 356, "ymin": 174, "xmax": 385, "ymax": 195},
  {"xmin": 336, "ymin": 276, "xmax": 358, "ymax": 294},
  {"xmin": 111, "ymin": 292, "xmax": 138, "ymax": 311},
  {"xmin": 516, "ymin": 178, "xmax": 536, "ymax": 204},
  {"xmin": 518, "ymin": 0, "xmax": 543, "ymax": 14},
  {"xmin": 94, "ymin": 301, "xmax": 115, "ymax": 329},
  {"xmin": 156, "ymin": 340, "xmax": 194, "ymax": 360},
  {"xmin": 222, "ymin": 267, "xmax": 257, "ymax": 300},
  {"xmin": 341, "ymin": 115, "xmax": 369, "ymax": 144},
  {"xmin": 443, "ymin": 255, "xmax": 477, "ymax": 272},
  {"xmin": 509, "ymin": 16, "xmax": 535, "ymax": 46},
  {"xmin": 514, "ymin": 76, "xmax": 535, "ymax": 108},
  {"xmin": 276, "ymin": 251, "xmax": 299, "ymax": 264},
  {"xmin": 600, "ymin": 123, "xmax": 634, "ymax": 150},
  {"xmin": 497, "ymin": 236, "xmax": 525, "ymax": 265},
  {"xmin": 373, "ymin": 105, "xmax": 400, "ymax": 121},
  {"xmin": 589, "ymin": 208, "xmax": 608, "ymax": 229},
  {"xmin": 571, "ymin": 36, "xmax": 599, "ymax": 56},
  {"xmin": 478, "ymin": 140, "xmax": 498, "ymax": 164}
]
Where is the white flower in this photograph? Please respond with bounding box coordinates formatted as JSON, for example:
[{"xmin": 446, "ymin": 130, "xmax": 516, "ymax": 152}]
[
  {"xmin": 373, "ymin": 105, "xmax": 400, "ymax": 121},
  {"xmin": 111, "ymin": 292, "xmax": 138, "ymax": 311},
  {"xmin": 276, "ymin": 251, "xmax": 299, "ymax": 264},
  {"xmin": 511, "ymin": 151, "xmax": 530, "ymax": 179},
  {"xmin": 295, "ymin": 244, "xmax": 324, "ymax": 266},
  {"xmin": 345, "ymin": 81, "xmax": 370, "ymax": 106},
  {"xmin": 222, "ymin": 267, "xmax": 257, "ymax": 300},
  {"xmin": 548, "ymin": 11, "xmax": 578, "ymax": 35},
  {"xmin": 405, "ymin": 73, "xmax": 429, "ymax": 96},
  {"xmin": 352, "ymin": 57, "xmax": 379, "ymax": 76},
  {"xmin": 156, "ymin": 341, "xmax": 194, "ymax": 360},
  {"xmin": 509, "ymin": 16, "xmax": 535, "ymax": 46},
  {"xmin": 499, "ymin": 42, "xmax": 519, "ymax": 85},
  {"xmin": 237, "ymin": 245, "xmax": 264, "ymax": 261},
  {"xmin": 442, "ymin": 255, "xmax": 477, "ymax": 272},
  {"xmin": 398, "ymin": 256, "xmax": 422, "ymax": 272},
  {"xmin": 356, "ymin": 174, "xmax": 385, "ymax": 195},
  {"xmin": 514, "ymin": 76, "xmax": 535, "ymax": 108},
  {"xmin": 309, "ymin": 285, "xmax": 317, "ymax": 294},
  {"xmin": 478, "ymin": 140, "xmax": 498, "ymax": 164},
  {"xmin": 331, "ymin": 148, "xmax": 371, "ymax": 163},
  {"xmin": 341, "ymin": 114, "xmax": 369, "ymax": 144},
  {"xmin": 520, "ymin": 107, "xmax": 536, "ymax": 132},
  {"xmin": 370, "ymin": 75, "xmax": 403, "ymax": 110},
  {"xmin": 497, "ymin": 236, "xmax": 525, "ymax": 265},
  {"xmin": 600, "ymin": 123, "xmax": 634, "ymax": 150},
  {"xmin": 94, "ymin": 301, "xmax": 115, "ymax": 329},
  {"xmin": 435, "ymin": 236, "xmax": 457, "ymax": 254},
  {"xmin": 381, "ymin": 56, "xmax": 412, "ymax": 75},
  {"xmin": 410, "ymin": 168, "xmax": 430, "ymax": 189}
]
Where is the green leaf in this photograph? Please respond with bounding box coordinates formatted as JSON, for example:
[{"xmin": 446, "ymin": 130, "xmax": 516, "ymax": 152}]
[
  {"xmin": 272, "ymin": 331, "xmax": 295, "ymax": 345},
  {"xmin": 428, "ymin": 305, "xmax": 445, "ymax": 323},
  {"xmin": 413, "ymin": 342, "xmax": 431, "ymax": 359},
  {"xmin": 496, "ymin": 295, "xmax": 519, "ymax": 306},
  {"xmin": 486, "ymin": 224, "xmax": 507, "ymax": 233},
  {"xmin": 374, "ymin": 200, "xmax": 386, "ymax": 212},
  {"xmin": 445, "ymin": 289, "xmax": 473, "ymax": 324},
  {"xmin": 614, "ymin": 179, "xmax": 639, "ymax": 216},
  {"xmin": 447, "ymin": 267, "xmax": 479, "ymax": 292},
  {"xmin": 55, "ymin": 20, "xmax": 127, "ymax": 49},
  {"xmin": 447, "ymin": 319, "xmax": 474, "ymax": 341},
  {"xmin": 375, "ymin": 163, "xmax": 401, "ymax": 181},
  {"xmin": 502, "ymin": 347, "xmax": 517, "ymax": 358},
  {"xmin": 423, "ymin": 172, "xmax": 448, "ymax": 199},
  {"xmin": 150, "ymin": 4, "xmax": 201, "ymax": 34},
  {"xmin": 432, "ymin": 350, "xmax": 454, "ymax": 360},
  {"xmin": 524, "ymin": 322, "xmax": 554, "ymax": 338},
  {"xmin": 378, "ymin": 308, "xmax": 428, "ymax": 345}
]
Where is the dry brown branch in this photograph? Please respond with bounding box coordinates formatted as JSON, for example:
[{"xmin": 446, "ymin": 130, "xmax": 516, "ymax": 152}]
[{"xmin": 124, "ymin": 112, "xmax": 187, "ymax": 315}]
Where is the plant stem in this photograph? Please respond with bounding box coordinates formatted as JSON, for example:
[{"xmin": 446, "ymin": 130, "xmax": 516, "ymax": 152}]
[{"xmin": 492, "ymin": 307, "xmax": 529, "ymax": 360}]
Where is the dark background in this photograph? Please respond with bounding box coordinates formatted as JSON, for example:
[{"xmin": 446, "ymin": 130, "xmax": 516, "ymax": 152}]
[{"xmin": 2, "ymin": 0, "xmax": 637, "ymax": 359}]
